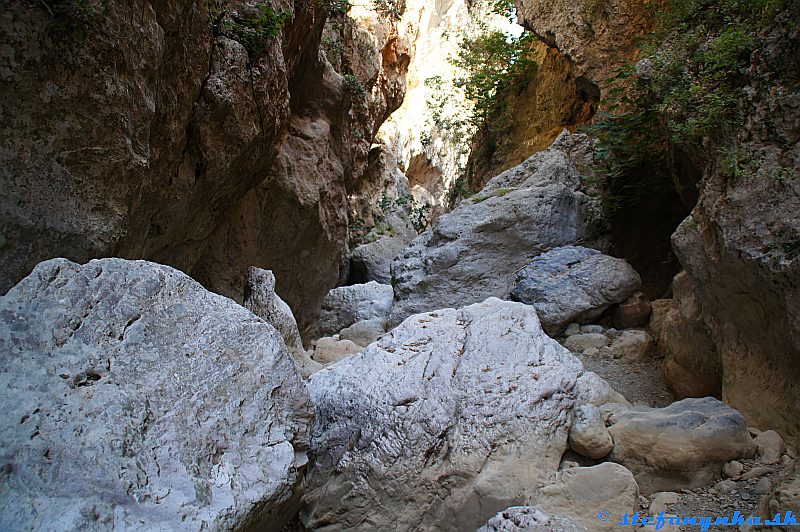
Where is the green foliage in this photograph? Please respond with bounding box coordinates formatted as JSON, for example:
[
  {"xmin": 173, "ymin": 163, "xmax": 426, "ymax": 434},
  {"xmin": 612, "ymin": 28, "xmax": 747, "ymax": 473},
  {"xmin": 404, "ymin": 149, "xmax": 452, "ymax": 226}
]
[
  {"xmin": 485, "ymin": 0, "xmax": 516, "ymax": 21},
  {"xmin": 323, "ymin": 35, "xmax": 345, "ymax": 56},
  {"xmin": 372, "ymin": 0, "xmax": 404, "ymax": 20},
  {"xmin": 343, "ymin": 74, "xmax": 367, "ymax": 96},
  {"xmin": 585, "ymin": 0, "xmax": 789, "ymax": 219},
  {"xmin": 222, "ymin": 3, "xmax": 292, "ymax": 54},
  {"xmin": 350, "ymin": 193, "xmax": 431, "ymax": 246},
  {"xmin": 451, "ymin": 30, "xmax": 539, "ymax": 126},
  {"xmin": 320, "ymin": 0, "xmax": 352, "ymax": 16},
  {"xmin": 409, "ymin": 202, "xmax": 432, "ymax": 233},
  {"xmin": 447, "ymin": 177, "xmax": 470, "ymax": 204},
  {"xmin": 640, "ymin": 0, "xmax": 774, "ymax": 143}
]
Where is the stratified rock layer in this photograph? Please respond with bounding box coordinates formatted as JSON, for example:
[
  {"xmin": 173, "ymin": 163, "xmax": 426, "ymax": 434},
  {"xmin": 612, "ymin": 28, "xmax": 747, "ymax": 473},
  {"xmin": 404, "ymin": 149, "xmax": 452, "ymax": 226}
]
[
  {"xmin": 302, "ymin": 298, "xmax": 583, "ymax": 531},
  {"xmin": 0, "ymin": 258, "xmax": 313, "ymax": 531}
]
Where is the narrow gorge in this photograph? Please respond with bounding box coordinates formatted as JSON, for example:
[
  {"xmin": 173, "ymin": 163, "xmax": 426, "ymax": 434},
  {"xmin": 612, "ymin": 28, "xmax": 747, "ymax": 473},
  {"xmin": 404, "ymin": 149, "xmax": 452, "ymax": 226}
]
[{"xmin": 0, "ymin": 0, "xmax": 798, "ymax": 530}]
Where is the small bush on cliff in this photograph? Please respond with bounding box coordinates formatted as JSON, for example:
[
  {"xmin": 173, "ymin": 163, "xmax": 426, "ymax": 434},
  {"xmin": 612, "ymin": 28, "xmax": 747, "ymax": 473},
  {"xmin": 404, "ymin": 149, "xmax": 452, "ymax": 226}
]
[
  {"xmin": 372, "ymin": 0, "xmax": 404, "ymax": 20},
  {"xmin": 343, "ymin": 74, "xmax": 367, "ymax": 96},
  {"xmin": 220, "ymin": 3, "xmax": 292, "ymax": 54},
  {"xmin": 587, "ymin": 0, "xmax": 785, "ymax": 215}
]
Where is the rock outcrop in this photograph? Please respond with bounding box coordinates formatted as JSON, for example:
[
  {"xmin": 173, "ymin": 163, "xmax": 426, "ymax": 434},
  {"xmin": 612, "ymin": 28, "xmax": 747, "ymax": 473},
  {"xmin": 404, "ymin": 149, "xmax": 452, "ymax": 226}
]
[
  {"xmin": 0, "ymin": 258, "xmax": 313, "ymax": 530},
  {"xmin": 478, "ymin": 464, "xmax": 638, "ymax": 532},
  {"xmin": 670, "ymin": 57, "xmax": 800, "ymax": 439},
  {"xmin": 0, "ymin": 0, "xmax": 412, "ymax": 339},
  {"xmin": 608, "ymin": 398, "xmax": 756, "ymax": 493},
  {"xmin": 390, "ymin": 132, "xmax": 593, "ymax": 324},
  {"xmin": 510, "ymin": 245, "xmax": 641, "ymax": 335},
  {"xmin": 659, "ymin": 271, "xmax": 722, "ymax": 398},
  {"xmin": 515, "ymin": 0, "xmax": 658, "ymax": 84},
  {"xmin": 479, "ymin": 506, "xmax": 588, "ymax": 532},
  {"xmin": 758, "ymin": 459, "xmax": 800, "ymax": 525},
  {"xmin": 315, "ymin": 281, "xmax": 393, "ymax": 337},
  {"xmin": 568, "ymin": 404, "xmax": 614, "ymax": 459},
  {"xmin": 243, "ymin": 266, "xmax": 321, "ymax": 376},
  {"xmin": 534, "ymin": 463, "xmax": 638, "ymax": 530},
  {"xmin": 302, "ymin": 298, "xmax": 583, "ymax": 530}
]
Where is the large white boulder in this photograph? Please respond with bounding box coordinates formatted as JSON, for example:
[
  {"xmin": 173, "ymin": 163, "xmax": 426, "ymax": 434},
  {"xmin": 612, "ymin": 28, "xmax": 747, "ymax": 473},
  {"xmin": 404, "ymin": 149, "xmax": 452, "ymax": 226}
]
[
  {"xmin": 316, "ymin": 281, "xmax": 393, "ymax": 337},
  {"xmin": 0, "ymin": 259, "xmax": 313, "ymax": 531},
  {"xmin": 302, "ymin": 298, "xmax": 584, "ymax": 530},
  {"xmin": 608, "ymin": 397, "xmax": 756, "ymax": 493}
]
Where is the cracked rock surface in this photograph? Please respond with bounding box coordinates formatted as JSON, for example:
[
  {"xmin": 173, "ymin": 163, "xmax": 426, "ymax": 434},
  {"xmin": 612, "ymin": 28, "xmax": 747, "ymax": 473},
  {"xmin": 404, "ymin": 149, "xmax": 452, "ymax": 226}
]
[
  {"xmin": 0, "ymin": 258, "xmax": 313, "ymax": 531},
  {"xmin": 302, "ymin": 297, "xmax": 583, "ymax": 531}
]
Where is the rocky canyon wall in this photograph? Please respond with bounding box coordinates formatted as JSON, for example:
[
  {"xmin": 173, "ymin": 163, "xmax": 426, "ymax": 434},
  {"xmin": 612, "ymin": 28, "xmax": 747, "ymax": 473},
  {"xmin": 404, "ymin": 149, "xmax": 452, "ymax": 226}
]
[
  {"xmin": 515, "ymin": 0, "xmax": 799, "ymax": 438},
  {"xmin": 669, "ymin": 9, "xmax": 800, "ymax": 439},
  {"xmin": 0, "ymin": 0, "xmax": 411, "ymax": 337}
]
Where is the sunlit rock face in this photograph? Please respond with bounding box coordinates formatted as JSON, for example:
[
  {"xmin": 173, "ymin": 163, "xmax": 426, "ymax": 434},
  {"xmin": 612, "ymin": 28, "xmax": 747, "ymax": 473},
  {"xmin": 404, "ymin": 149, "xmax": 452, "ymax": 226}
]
[
  {"xmin": 376, "ymin": 0, "xmax": 511, "ymax": 211},
  {"xmin": 516, "ymin": 0, "xmax": 660, "ymax": 84}
]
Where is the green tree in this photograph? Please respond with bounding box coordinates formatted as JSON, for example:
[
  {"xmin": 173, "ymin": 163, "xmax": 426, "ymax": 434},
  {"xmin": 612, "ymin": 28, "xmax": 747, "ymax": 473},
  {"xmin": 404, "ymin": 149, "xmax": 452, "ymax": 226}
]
[{"xmin": 451, "ymin": 30, "xmax": 538, "ymax": 126}]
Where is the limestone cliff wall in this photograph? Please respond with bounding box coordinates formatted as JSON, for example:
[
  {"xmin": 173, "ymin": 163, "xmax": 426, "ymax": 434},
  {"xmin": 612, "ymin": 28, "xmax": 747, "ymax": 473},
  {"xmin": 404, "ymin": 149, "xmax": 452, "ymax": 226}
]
[
  {"xmin": 0, "ymin": 0, "xmax": 411, "ymax": 337},
  {"xmin": 514, "ymin": 0, "xmax": 800, "ymax": 438},
  {"xmin": 670, "ymin": 10, "xmax": 800, "ymax": 439}
]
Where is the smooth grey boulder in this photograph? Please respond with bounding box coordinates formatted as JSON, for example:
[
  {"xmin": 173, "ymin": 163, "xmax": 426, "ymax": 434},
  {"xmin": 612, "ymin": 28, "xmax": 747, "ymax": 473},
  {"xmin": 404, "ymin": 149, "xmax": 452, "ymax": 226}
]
[
  {"xmin": 511, "ymin": 246, "xmax": 641, "ymax": 336},
  {"xmin": 478, "ymin": 506, "xmax": 588, "ymax": 531},
  {"xmin": 302, "ymin": 298, "xmax": 584, "ymax": 531},
  {"xmin": 755, "ymin": 430, "xmax": 785, "ymax": 464},
  {"xmin": 244, "ymin": 266, "xmax": 322, "ymax": 376},
  {"xmin": 563, "ymin": 333, "xmax": 609, "ymax": 353},
  {"xmin": 315, "ymin": 281, "xmax": 393, "ymax": 337},
  {"xmin": 349, "ymin": 235, "xmax": 409, "ymax": 284},
  {"xmin": 574, "ymin": 371, "xmax": 631, "ymax": 408},
  {"xmin": 610, "ymin": 330, "xmax": 655, "ymax": 361},
  {"xmin": 568, "ymin": 404, "xmax": 614, "ymax": 459},
  {"xmin": 338, "ymin": 318, "xmax": 385, "ymax": 347},
  {"xmin": 0, "ymin": 258, "xmax": 314, "ymax": 531},
  {"xmin": 389, "ymin": 132, "xmax": 592, "ymax": 325},
  {"xmin": 608, "ymin": 397, "xmax": 756, "ymax": 493}
]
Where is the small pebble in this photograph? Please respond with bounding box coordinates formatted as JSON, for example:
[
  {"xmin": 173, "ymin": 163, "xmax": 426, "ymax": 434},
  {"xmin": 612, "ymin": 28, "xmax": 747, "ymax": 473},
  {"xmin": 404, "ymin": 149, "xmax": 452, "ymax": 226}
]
[{"xmin": 712, "ymin": 480, "xmax": 737, "ymax": 494}]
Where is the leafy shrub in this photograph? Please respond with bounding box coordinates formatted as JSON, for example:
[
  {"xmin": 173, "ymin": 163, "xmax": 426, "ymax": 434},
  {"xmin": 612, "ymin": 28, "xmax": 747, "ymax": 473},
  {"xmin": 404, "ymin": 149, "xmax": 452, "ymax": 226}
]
[
  {"xmin": 373, "ymin": 0, "xmax": 404, "ymax": 20},
  {"xmin": 586, "ymin": 0, "xmax": 787, "ymax": 217},
  {"xmin": 222, "ymin": 3, "xmax": 292, "ymax": 54},
  {"xmin": 451, "ymin": 30, "xmax": 539, "ymax": 126},
  {"xmin": 343, "ymin": 74, "xmax": 367, "ymax": 96},
  {"xmin": 320, "ymin": 0, "xmax": 352, "ymax": 16}
]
